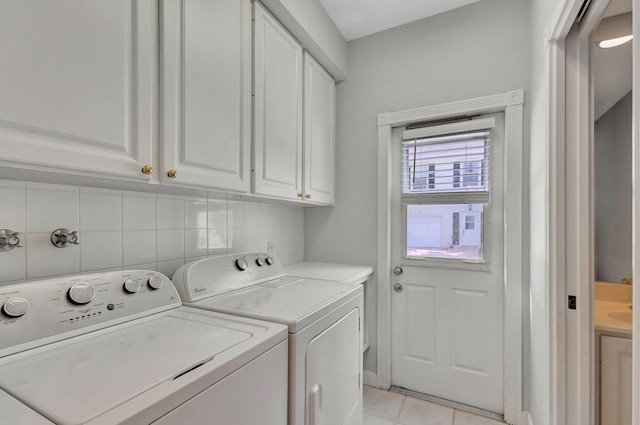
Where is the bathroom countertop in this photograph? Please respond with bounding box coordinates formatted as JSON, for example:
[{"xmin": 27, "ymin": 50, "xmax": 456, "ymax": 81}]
[
  {"xmin": 595, "ymin": 300, "xmax": 632, "ymax": 335},
  {"xmin": 595, "ymin": 282, "xmax": 632, "ymax": 335}
]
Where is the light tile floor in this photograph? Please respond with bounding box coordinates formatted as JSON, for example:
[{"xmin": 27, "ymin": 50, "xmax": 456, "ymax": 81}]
[{"xmin": 364, "ymin": 386, "xmax": 506, "ymax": 425}]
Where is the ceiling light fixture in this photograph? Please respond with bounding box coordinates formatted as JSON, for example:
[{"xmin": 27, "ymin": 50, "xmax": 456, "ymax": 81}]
[{"xmin": 598, "ymin": 34, "xmax": 633, "ymax": 48}]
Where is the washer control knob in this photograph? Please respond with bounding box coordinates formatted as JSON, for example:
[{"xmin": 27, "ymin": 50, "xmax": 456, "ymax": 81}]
[
  {"xmin": 235, "ymin": 257, "xmax": 249, "ymax": 271},
  {"xmin": 256, "ymin": 257, "xmax": 265, "ymax": 267},
  {"xmin": 147, "ymin": 276, "xmax": 163, "ymax": 290},
  {"xmin": 67, "ymin": 283, "xmax": 95, "ymax": 305},
  {"xmin": 2, "ymin": 297, "xmax": 29, "ymax": 318},
  {"xmin": 123, "ymin": 279, "xmax": 141, "ymax": 294},
  {"xmin": 265, "ymin": 256, "xmax": 275, "ymax": 266}
]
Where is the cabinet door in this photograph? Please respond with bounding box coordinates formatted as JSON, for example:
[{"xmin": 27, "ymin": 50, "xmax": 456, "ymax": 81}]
[
  {"xmin": 0, "ymin": 0, "xmax": 155, "ymax": 181},
  {"xmin": 161, "ymin": 0, "xmax": 251, "ymax": 192},
  {"xmin": 601, "ymin": 335, "xmax": 632, "ymax": 425},
  {"xmin": 253, "ymin": 2, "xmax": 303, "ymax": 200},
  {"xmin": 303, "ymin": 53, "xmax": 335, "ymax": 205}
]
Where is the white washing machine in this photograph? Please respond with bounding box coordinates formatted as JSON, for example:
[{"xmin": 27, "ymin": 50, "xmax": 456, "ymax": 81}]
[
  {"xmin": 0, "ymin": 270, "xmax": 288, "ymax": 425},
  {"xmin": 0, "ymin": 388, "xmax": 53, "ymax": 425},
  {"xmin": 172, "ymin": 253, "xmax": 364, "ymax": 425}
]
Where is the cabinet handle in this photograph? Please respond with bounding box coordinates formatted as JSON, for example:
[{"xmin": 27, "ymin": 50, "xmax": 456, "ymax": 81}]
[
  {"xmin": 167, "ymin": 169, "xmax": 178, "ymax": 179},
  {"xmin": 305, "ymin": 194, "xmax": 311, "ymax": 199},
  {"xmin": 141, "ymin": 165, "xmax": 153, "ymax": 175},
  {"xmin": 297, "ymin": 193, "xmax": 304, "ymax": 198}
]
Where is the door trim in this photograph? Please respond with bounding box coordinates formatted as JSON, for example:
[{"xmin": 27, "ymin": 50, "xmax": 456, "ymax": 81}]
[
  {"xmin": 546, "ymin": 1, "xmax": 640, "ymax": 424},
  {"xmin": 376, "ymin": 89, "xmax": 525, "ymax": 424}
]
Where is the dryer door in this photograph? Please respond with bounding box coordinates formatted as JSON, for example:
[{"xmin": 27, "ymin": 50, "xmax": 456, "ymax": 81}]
[{"xmin": 305, "ymin": 308, "xmax": 361, "ymax": 425}]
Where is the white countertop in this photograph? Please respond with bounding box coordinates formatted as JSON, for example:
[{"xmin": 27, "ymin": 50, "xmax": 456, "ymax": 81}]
[
  {"xmin": 595, "ymin": 282, "xmax": 632, "ymax": 335},
  {"xmin": 284, "ymin": 261, "xmax": 373, "ymax": 283},
  {"xmin": 284, "ymin": 261, "xmax": 373, "ymax": 282}
]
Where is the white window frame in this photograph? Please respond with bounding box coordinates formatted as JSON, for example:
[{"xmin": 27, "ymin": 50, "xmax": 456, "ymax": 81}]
[
  {"xmin": 401, "ymin": 202, "xmax": 490, "ymax": 271},
  {"xmin": 400, "ymin": 117, "xmax": 496, "ymax": 270}
]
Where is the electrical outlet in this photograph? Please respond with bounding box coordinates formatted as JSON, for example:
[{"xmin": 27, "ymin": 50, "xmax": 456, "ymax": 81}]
[{"xmin": 267, "ymin": 241, "xmax": 274, "ymax": 255}]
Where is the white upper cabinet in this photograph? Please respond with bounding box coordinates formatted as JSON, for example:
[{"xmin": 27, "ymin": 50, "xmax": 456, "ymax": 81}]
[
  {"xmin": 303, "ymin": 53, "xmax": 335, "ymax": 205},
  {"xmin": 0, "ymin": 0, "xmax": 156, "ymax": 181},
  {"xmin": 253, "ymin": 1, "xmax": 304, "ymax": 201},
  {"xmin": 161, "ymin": 0, "xmax": 252, "ymax": 192},
  {"xmin": 253, "ymin": 3, "xmax": 335, "ymax": 205}
]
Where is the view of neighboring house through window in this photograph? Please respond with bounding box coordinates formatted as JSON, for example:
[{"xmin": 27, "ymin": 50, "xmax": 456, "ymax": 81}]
[{"xmin": 401, "ymin": 120, "xmax": 492, "ymax": 261}]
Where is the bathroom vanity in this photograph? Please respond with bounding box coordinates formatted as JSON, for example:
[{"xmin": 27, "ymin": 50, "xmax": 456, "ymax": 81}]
[{"xmin": 595, "ymin": 282, "xmax": 632, "ymax": 425}]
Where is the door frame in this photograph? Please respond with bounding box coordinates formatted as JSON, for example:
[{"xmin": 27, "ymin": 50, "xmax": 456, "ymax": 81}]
[
  {"xmin": 546, "ymin": 0, "xmax": 639, "ymax": 424},
  {"xmin": 376, "ymin": 89, "xmax": 525, "ymax": 424}
]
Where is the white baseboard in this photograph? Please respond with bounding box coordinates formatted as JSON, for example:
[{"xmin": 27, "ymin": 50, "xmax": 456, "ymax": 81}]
[
  {"xmin": 521, "ymin": 411, "xmax": 533, "ymax": 425},
  {"xmin": 363, "ymin": 370, "xmax": 378, "ymax": 387}
]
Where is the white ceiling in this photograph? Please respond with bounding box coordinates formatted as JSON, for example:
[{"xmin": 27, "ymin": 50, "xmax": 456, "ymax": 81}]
[{"xmin": 318, "ymin": 0, "xmax": 483, "ymax": 41}]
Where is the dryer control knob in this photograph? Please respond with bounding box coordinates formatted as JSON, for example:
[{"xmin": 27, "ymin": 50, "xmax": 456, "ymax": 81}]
[
  {"xmin": 235, "ymin": 257, "xmax": 249, "ymax": 271},
  {"xmin": 68, "ymin": 283, "xmax": 95, "ymax": 305},
  {"xmin": 256, "ymin": 257, "xmax": 265, "ymax": 267},
  {"xmin": 2, "ymin": 297, "xmax": 29, "ymax": 318},
  {"xmin": 123, "ymin": 279, "xmax": 141, "ymax": 294},
  {"xmin": 147, "ymin": 276, "xmax": 163, "ymax": 290},
  {"xmin": 265, "ymin": 256, "xmax": 275, "ymax": 266}
]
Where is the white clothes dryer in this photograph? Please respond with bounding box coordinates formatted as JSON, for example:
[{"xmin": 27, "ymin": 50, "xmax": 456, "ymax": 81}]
[
  {"xmin": 283, "ymin": 262, "xmax": 374, "ymax": 354},
  {"xmin": 172, "ymin": 253, "xmax": 364, "ymax": 425},
  {"xmin": 0, "ymin": 270, "xmax": 288, "ymax": 425}
]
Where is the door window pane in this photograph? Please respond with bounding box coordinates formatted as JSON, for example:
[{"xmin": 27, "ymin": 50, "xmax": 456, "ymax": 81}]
[{"xmin": 406, "ymin": 204, "xmax": 483, "ymax": 260}]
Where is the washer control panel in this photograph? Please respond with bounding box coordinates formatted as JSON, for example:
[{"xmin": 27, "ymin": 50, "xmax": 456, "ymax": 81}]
[
  {"xmin": 0, "ymin": 271, "xmax": 181, "ymax": 357},
  {"xmin": 172, "ymin": 253, "xmax": 285, "ymax": 302}
]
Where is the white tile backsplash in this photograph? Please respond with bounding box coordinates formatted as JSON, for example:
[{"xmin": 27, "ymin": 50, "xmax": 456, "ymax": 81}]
[
  {"xmin": 26, "ymin": 232, "xmax": 80, "ymax": 279},
  {"xmin": 122, "ymin": 192, "xmax": 156, "ymax": 231},
  {"xmin": 0, "ymin": 181, "xmax": 304, "ymax": 283},
  {"xmin": 79, "ymin": 190, "xmax": 122, "ymax": 231},
  {"xmin": 184, "ymin": 197, "xmax": 208, "ymax": 229},
  {"xmin": 26, "ymin": 186, "xmax": 79, "ymax": 232},
  {"xmin": 228, "ymin": 228, "xmax": 247, "ymax": 253},
  {"xmin": 207, "ymin": 228, "xmax": 228, "ymax": 254},
  {"xmin": 228, "ymin": 201, "xmax": 246, "ymax": 229},
  {"xmin": 80, "ymin": 231, "xmax": 122, "ymax": 271},
  {"xmin": 157, "ymin": 195, "xmax": 184, "ymax": 230},
  {"xmin": 0, "ymin": 186, "xmax": 25, "ymax": 231},
  {"xmin": 0, "ymin": 247, "xmax": 26, "ymax": 282},
  {"xmin": 207, "ymin": 199, "xmax": 228, "ymax": 229},
  {"xmin": 244, "ymin": 203, "xmax": 261, "ymax": 228},
  {"xmin": 157, "ymin": 229, "xmax": 184, "ymax": 262},
  {"xmin": 122, "ymin": 230, "xmax": 157, "ymax": 266},
  {"xmin": 184, "ymin": 229, "xmax": 208, "ymax": 258}
]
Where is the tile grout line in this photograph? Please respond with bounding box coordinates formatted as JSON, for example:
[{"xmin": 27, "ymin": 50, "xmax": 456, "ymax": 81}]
[{"xmin": 395, "ymin": 394, "xmax": 407, "ymax": 423}]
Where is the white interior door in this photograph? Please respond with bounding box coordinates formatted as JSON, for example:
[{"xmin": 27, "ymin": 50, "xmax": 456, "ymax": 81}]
[{"xmin": 390, "ymin": 113, "xmax": 505, "ymax": 414}]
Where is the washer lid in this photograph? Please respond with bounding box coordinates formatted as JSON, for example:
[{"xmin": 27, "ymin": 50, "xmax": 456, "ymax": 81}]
[
  {"xmin": 0, "ymin": 389, "xmax": 53, "ymax": 425},
  {"xmin": 191, "ymin": 277, "xmax": 362, "ymax": 333},
  {"xmin": 0, "ymin": 308, "xmax": 274, "ymax": 425}
]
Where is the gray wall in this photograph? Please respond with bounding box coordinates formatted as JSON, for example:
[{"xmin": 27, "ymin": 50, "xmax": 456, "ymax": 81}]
[
  {"xmin": 303, "ymin": 0, "xmax": 531, "ymax": 400},
  {"xmin": 594, "ymin": 91, "xmax": 632, "ymax": 282}
]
